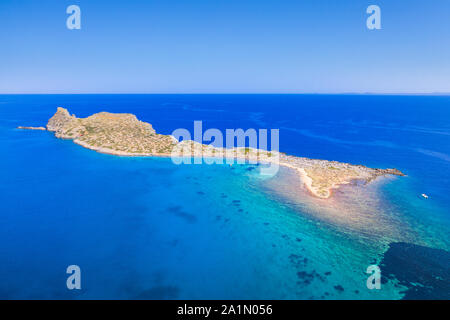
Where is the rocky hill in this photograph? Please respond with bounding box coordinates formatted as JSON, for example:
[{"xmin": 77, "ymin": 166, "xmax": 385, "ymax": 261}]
[{"xmin": 46, "ymin": 107, "xmax": 175, "ymax": 154}]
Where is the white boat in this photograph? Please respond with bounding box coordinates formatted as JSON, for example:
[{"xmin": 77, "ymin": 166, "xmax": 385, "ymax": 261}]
[{"xmin": 421, "ymin": 193, "xmax": 429, "ymax": 199}]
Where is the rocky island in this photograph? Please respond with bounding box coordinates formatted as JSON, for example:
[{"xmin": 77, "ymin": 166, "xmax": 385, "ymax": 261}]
[{"xmin": 21, "ymin": 107, "xmax": 405, "ymax": 199}]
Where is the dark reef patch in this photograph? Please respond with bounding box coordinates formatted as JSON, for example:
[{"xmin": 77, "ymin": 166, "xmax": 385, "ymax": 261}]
[
  {"xmin": 289, "ymin": 254, "xmax": 308, "ymax": 268},
  {"xmin": 296, "ymin": 270, "xmax": 325, "ymax": 286},
  {"xmin": 166, "ymin": 206, "xmax": 197, "ymax": 223},
  {"xmin": 296, "ymin": 271, "xmax": 314, "ymax": 286},
  {"xmin": 334, "ymin": 285, "xmax": 344, "ymax": 292},
  {"xmin": 380, "ymin": 242, "xmax": 450, "ymax": 300}
]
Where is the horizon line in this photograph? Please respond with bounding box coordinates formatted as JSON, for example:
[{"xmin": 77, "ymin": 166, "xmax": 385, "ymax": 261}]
[{"xmin": 1, "ymin": 92, "xmax": 450, "ymax": 96}]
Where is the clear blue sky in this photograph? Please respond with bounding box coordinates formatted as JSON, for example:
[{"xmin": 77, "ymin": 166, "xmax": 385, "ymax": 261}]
[{"xmin": 0, "ymin": 0, "xmax": 449, "ymax": 93}]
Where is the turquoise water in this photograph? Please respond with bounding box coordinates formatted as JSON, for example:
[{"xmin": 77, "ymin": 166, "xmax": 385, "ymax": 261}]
[{"xmin": 0, "ymin": 94, "xmax": 449, "ymax": 299}]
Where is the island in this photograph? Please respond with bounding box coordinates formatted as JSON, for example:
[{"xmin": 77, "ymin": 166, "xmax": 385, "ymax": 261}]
[{"xmin": 20, "ymin": 107, "xmax": 405, "ymax": 199}]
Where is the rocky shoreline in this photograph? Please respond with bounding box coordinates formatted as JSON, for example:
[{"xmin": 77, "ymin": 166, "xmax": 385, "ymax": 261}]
[
  {"xmin": 19, "ymin": 107, "xmax": 405, "ymax": 199},
  {"xmin": 17, "ymin": 126, "xmax": 46, "ymax": 131}
]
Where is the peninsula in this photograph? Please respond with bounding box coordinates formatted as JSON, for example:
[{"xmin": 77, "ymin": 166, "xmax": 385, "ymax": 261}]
[{"xmin": 20, "ymin": 107, "xmax": 405, "ymax": 199}]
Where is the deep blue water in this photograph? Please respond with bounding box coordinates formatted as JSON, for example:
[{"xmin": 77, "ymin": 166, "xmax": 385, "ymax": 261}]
[{"xmin": 0, "ymin": 94, "xmax": 449, "ymax": 299}]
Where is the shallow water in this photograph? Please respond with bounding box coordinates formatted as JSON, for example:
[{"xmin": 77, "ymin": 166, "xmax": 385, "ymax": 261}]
[{"xmin": 0, "ymin": 94, "xmax": 449, "ymax": 299}]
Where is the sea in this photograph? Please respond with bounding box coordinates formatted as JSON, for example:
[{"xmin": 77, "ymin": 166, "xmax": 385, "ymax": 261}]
[{"xmin": 0, "ymin": 94, "xmax": 449, "ymax": 299}]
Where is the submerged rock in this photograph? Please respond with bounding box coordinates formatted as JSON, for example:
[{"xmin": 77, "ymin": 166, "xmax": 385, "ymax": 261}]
[{"xmin": 380, "ymin": 242, "xmax": 450, "ymax": 300}]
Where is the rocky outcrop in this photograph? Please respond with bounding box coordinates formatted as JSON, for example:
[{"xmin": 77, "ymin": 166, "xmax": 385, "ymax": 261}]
[
  {"xmin": 46, "ymin": 107, "xmax": 81, "ymax": 139},
  {"xmin": 375, "ymin": 168, "xmax": 405, "ymax": 176}
]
